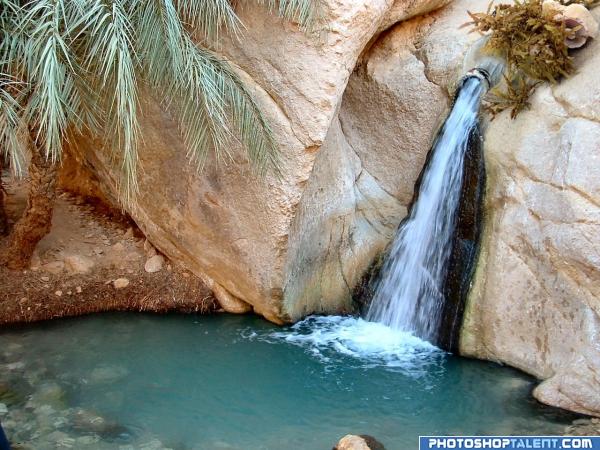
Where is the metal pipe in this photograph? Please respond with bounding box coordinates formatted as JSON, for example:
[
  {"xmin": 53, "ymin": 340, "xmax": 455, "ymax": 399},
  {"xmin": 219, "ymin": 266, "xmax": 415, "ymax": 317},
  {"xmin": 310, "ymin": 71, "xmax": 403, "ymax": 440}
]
[
  {"xmin": 461, "ymin": 35, "xmax": 506, "ymax": 92},
  {"xmin": 464, "ymin": 68, "xmax": 492, "ymax": 90}
]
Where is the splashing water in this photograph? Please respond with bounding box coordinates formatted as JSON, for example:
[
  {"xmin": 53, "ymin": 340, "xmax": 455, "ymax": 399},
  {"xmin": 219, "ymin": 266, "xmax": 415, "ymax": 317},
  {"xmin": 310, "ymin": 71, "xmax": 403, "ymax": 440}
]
[
  {"xmin": 255, "ymin": 315, "xmax": 444, "ymax": 376},
  {"xmin": 366, "ymin": 76, "xmax": 487, "ymax": 342}
]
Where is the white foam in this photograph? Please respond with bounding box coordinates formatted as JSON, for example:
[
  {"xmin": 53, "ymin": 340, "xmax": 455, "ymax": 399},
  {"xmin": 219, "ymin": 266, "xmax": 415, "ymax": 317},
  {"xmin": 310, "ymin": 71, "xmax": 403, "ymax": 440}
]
[{"xmin": 247, "ymin": 315, "xmax": 445, "ymax": 376}]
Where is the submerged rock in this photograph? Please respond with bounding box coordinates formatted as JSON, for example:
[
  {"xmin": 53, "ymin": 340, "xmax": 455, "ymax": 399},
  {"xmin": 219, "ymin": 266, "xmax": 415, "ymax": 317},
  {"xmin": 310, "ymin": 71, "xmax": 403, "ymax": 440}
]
[
  {"xmin": 89, "ymin": 365, "xmax": 129, "ymax": 384},
  {"xmin": 0, "ymin": 379, "xmax": 30, "ymax": 407},
  {"xmin": 70, "ymin": 408, "xmax": 132, "ymax": 441},
  {"xmin": 30, "ymin": 382, "xmax": 67, "ymax": 410}
]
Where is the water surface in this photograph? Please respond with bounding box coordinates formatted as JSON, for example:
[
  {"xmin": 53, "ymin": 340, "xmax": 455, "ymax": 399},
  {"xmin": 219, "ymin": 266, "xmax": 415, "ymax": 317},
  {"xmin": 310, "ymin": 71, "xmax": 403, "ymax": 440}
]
[{"xmin": 0, "ymin": 314, "xmax": 575, "ymax": 449}]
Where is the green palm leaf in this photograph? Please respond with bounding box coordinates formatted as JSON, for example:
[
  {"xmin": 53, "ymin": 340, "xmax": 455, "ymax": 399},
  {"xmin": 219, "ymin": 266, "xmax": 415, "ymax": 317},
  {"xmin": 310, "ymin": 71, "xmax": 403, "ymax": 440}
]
[
  {"xmin": 135, "ymin": 0, "xmax": 277, "ymax": 173},
  {"xmin": 74, "ymin": 0, "xmax": 141, "ymax": 201},
  {"xmin": 175, "ymin": 0, "xmax": 241, "ymax": 40},
  {"xmin": 0, "ymin": 0, "xmax": 320, "ymax": 204},
  {"xmin": 0, "ymin": 76, "xmax": 26, "ymax": 176}
]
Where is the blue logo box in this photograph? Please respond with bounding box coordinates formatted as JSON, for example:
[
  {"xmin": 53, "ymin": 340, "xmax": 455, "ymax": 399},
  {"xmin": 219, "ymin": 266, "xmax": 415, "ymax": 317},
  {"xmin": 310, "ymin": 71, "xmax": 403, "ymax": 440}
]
[{"xmin": 419, "ymin": 436, "xmax": 600, "ymax": 449}]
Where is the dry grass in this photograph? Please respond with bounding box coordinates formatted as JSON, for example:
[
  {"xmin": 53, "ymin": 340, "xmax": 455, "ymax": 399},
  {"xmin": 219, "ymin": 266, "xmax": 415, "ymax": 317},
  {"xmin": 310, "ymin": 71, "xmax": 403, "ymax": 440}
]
[
  {"xmin": 0, "ymin": 173, "xmax": 219, "ymax": 326},
  {"xmin": 0, "ymin": 265, "xmax": 217, "ymax": 326}
]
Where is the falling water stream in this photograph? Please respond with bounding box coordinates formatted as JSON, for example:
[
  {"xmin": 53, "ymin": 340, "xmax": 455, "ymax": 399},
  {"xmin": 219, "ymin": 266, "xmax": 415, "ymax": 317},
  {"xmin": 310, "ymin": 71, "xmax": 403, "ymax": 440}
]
[{"xmin": 366, "ymin": 73, "xmax": 489, "ymax": 343}]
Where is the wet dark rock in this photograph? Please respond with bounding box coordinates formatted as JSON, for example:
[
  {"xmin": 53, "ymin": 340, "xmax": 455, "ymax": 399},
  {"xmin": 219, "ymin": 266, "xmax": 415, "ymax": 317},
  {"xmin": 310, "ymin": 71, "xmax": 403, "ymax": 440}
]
[
  {"xmin": 437, "ymin": 124, "xmax": 486, "ymax": 352},
  {"xmin": 0, "ymin": 380, "xmax": 31, "ymax": 407},
  {"xmin": 69, "ymin": 408, "xmax": 133, "ymax": 442}
]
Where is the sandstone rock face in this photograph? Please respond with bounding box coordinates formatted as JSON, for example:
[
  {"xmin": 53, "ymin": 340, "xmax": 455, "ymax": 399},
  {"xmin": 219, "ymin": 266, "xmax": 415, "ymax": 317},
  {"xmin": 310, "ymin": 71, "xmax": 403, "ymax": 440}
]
[
  {"xmin": 283, "ymin": 14, "xmax": 452, "ymax": 319},
  {"xmin": 69, "ymin": 0, "xmax": 451, "ymax": 324},
  {"xmin": 462, "ymin": 28, "xmax": 600, "ymax": 417},
  {"xmin": 282, "ymin": 0, "xmax": 486, "ymax": 320}
]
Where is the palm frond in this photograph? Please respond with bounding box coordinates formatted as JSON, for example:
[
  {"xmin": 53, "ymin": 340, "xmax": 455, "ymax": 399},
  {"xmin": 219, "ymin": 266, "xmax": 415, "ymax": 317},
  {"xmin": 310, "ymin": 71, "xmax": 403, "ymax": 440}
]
[
  {"xmin": 135, "ymin": 0, "xmax": 278, "ymax": 173},
  {"xmin": 1, "ymin": 0, "xmax": 323, "ymax": 206},
  {"xmin": 20, "ymin": 0, "xmax": 77, "ymax": 163},
  {"xmin": 0, "ymin": 0, "xmax": 28, "ymax": 81},
  {"xmin": 255, "ymin": 0, "xmax": 320, "ymax": 30},
  {"xmin": 0, "ymin": 76, "xmax": 27, "ymax": 176},
  {"xmin": 74, "ymin": 0, "xmax": 141, "ymax": 201},
  {"xmin": 221, "ymin": 62, "xmax": 279, "ymax": 175},
  {"xmin": 174, "ymin": 0, "xmax": 241, "ymax": 41}
]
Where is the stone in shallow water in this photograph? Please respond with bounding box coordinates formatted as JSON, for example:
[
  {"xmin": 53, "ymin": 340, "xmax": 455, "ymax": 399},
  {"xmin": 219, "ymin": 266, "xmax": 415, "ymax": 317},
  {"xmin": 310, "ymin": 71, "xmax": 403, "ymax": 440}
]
[
  {"xmin": 76, "ymin": 434, "xmax": 101, "ymax": 446},
  {"xmin": 89, "ymin": 365, "xmax": 129, "ymax": 384},
  {"xmin": 6, "ymin": 361, "xmax": 24, "ymax": 371},
  {"xmin": 5, "ymin": 343, "xmax": 23, "ymax": 354},
  {"xmin": 30, "ymin": 382, "xmax": 66, "ymax": 410},
  {"xmin": 138, "ymin": 438, "xmax": 169, "ymax": 449},
  {"xmin": 70, "ymin": 407, "xmax": 133, "ymax": 442},
  {"xmin": 0, "ymin": 380, "xmax": 29, "ymax": 406},
  {"xmin": 334, "ymin": 434, "xmax": 386, "ymax": 450},
  {"xmin": 33, "ymin": 404, "xmax": 55, "ymax": 415},
  {"xmin": 70, "ymin": 408, "xmax": 107, "ymax": 432},
  {"xmin": 47, "ymin": 430, "xmax": 77, "ymax": 448}
]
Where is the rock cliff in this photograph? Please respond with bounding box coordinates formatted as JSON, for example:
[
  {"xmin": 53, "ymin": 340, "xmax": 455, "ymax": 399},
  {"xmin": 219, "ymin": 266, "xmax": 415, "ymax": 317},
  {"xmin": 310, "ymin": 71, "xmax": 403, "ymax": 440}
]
[{"xmin": 69, "ymin": 0, "xmax": 451, "ymax": 323}]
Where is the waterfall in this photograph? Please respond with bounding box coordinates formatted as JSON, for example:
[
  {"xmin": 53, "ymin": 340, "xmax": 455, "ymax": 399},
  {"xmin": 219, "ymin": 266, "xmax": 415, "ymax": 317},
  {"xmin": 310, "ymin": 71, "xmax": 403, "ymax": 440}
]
[{"xmin": 366, "ymin": 73, "xmax": 490, "ymax": 344}]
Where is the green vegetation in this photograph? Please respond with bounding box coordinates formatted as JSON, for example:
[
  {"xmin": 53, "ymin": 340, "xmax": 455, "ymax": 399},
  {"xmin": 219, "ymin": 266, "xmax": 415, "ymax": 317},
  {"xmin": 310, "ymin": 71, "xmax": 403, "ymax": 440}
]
[{"xmin": 0, "ymin": 0, "xmax": 319, "ymax": 269}]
